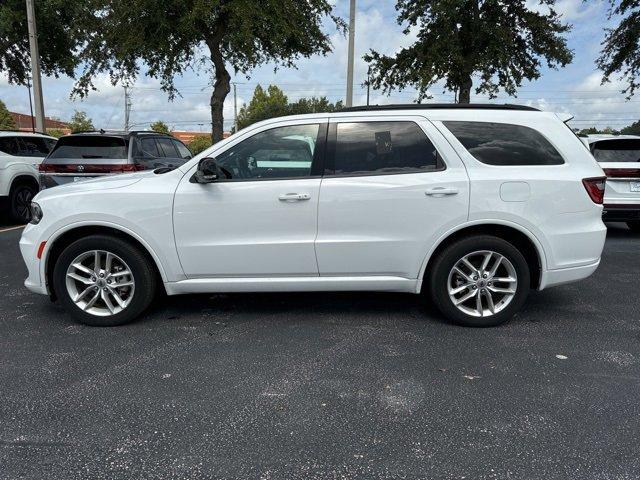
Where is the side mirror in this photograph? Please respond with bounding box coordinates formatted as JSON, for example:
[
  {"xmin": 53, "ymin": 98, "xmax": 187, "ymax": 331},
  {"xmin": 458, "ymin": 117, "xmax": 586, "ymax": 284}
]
[{"xmin": 192, "ymin": 157, "xmax": 219, "ymax": 183}]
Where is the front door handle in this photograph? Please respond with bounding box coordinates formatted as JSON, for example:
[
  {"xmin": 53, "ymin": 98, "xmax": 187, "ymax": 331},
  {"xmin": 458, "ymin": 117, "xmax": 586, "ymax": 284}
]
[
  {"xmin": 278, "ymin": 193, "xmax": 311, "ymax": 202},
  {"xmin": 425, "ymin": 187, "xmax": 459, "ymax": 197}
]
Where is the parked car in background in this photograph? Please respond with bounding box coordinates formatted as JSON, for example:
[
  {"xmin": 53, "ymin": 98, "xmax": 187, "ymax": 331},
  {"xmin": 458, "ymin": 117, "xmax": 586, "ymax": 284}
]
[
  {"xmin": 39, "ymin": 130, "xmax": 192, "ymax": 189},
  {"xmin": 0, "ymin": 131, "xmax": 57, "ymax": 223},
  {"xmin": 21, "ymin": 104, "xmax": 606, "ymax": 328},
  {"xmin": 581, "ymin": 134, "xmax": 640, "ymax": 232}
]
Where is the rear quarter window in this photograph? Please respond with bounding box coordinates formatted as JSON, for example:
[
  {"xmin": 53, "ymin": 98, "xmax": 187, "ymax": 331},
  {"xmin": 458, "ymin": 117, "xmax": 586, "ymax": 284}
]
[{"xmin": 443, "ymin": 121, "xmax": 565, "ymax": 166}]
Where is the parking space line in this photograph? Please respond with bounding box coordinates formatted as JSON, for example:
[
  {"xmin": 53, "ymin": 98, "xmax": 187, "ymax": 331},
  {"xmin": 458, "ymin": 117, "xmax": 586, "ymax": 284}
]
[{"xmin": 0, "ymin": 225, "xmax": 25, "ymax": 234}]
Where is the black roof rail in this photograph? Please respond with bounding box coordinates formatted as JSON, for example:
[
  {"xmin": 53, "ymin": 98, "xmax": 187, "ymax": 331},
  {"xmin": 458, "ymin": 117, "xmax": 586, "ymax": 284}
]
[
  {"xmin": 70, "ymin": 129, "xmax": 173, "ymax": 136},
  {"xmin": 339, "ymin": 103, "xmax": 540, "ymax": 113}
]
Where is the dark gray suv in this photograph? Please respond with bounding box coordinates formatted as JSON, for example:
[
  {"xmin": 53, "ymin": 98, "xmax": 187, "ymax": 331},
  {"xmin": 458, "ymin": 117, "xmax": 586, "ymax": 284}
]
[{"xmin": 39, "ymin": 130, "xmax": 192, "ymax": 189}]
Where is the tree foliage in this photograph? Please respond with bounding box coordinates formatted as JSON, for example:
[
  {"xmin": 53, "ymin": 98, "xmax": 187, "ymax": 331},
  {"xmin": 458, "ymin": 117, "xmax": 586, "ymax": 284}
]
[
  {"xmin": 236, "ymin": 85, "xmax": 343, "ymax": 130},
  {"xmin": 0, "ymin": 100, "xmax": 16, "ymax": 130},
  {"xmin": 187, "ymin": 135, "xmax": 213, "ymax": 156},
  {"xmin": 365, "ymin": 0, "xmax": 574, "ymax": 103},
  {"xmin": 69, "ymin": 110, "xmax": 94, "ymax": 133},
  {"xmin": 621, "ymin": 120, "xmax": 640, "ymax": 135},
  {"xmin": 597, "ymin": 1, "xmax": 640, "ymax": 97},
  {"xmin": 150, "ymin": 120, "xmax": 170, "ymax": 134},
  {"xmin": 47, "ymin": 128, "xmax": 67, "ymax": 138}
]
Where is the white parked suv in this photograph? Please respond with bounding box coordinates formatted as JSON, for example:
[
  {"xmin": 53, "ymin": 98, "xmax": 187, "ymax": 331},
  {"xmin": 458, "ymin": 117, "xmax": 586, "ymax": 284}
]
[
  {"xmin": 19, "ymin": 105, "xmax": 607, "ymax": 327},
  {"xmin": 581, "ymin": 134, "xmax": 640, "ymax": 231},
  {"xmin": 0, "ymin": 131, "xmax": 56, "ymax": 223}
]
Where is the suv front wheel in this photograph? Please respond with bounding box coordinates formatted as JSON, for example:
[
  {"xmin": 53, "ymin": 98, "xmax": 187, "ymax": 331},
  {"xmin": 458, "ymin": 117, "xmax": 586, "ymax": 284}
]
[
  {"xmin": 429, "ymin": 235, "xmax": 530, "ymax": 327},
  {"xmin": 53, "ymin": 235, "xmax": 157, "ymax": 326}
]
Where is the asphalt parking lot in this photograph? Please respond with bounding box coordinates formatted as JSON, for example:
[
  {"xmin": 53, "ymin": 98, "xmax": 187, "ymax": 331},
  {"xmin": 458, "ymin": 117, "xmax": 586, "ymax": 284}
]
[{"xmin": 1, "ymin": 223, "xmax": 639, "ymax": 479}]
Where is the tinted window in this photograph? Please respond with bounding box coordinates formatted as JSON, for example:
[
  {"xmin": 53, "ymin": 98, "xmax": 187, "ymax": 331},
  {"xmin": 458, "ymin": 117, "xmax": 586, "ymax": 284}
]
[
  {"xmin": 592, "ymin": 139, "xmax": 640, "ymax": 163},
  {"xmin": 49, "ymin": 136, "xmax": 128, "ymax": 159},
  {"xmin": 215, "ymin": 124, "xmax": 320, "ymax": 180},
  {"xmin": 331, "ymin": 122, "xmax": 442, "ymax": 175},
  {"xmin": 0, "ymin": 137, "xmax": 19, "ymax": 155},
  {"xmin": 444, "ymin": 121, "xmax": 564, "ymax": 166},
  {"xmin": 172, "ymin": 139, "xmax": 192, "ymax": 159},
  {"xmin": 139, "ymin": 137, "xmax": 160, "ymax": 157},
  {"xmin": 156, "ymin": 137, "xmax": 178, "ymax": 158},
  {"xmin": 44, "ymin": 138, "xmax": 57, "ymax": 152},
  {"xmin": 16, "ymin": 137, "xmax": 50, "ymax": 157}
]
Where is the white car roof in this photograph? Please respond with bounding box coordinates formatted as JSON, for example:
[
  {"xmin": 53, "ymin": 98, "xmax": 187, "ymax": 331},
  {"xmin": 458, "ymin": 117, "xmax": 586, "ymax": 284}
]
[
  {"xmin": 582, "ymin": 134, "xmax": 640, "ymax": 144},
  {"xmin": 0, "ymin": 130, "xmax": 56, "ymax": 140}
]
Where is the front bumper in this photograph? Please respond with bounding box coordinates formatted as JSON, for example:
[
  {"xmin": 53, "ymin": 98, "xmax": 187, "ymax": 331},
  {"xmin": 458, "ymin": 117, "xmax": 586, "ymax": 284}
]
[
  {"xmin": 19, "ymin": 224, "xmax": 48, "ymax": 295},
  {"xmin": 602, "ymin": 204, "xmax": 640, "ymax": 222}
]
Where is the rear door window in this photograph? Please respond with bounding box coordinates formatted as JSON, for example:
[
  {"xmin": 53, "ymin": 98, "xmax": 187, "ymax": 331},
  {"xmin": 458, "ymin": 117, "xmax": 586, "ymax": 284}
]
[
  {"xmin": 139, "ymin": 137, "xmax": 160, "ymax": 157},
  {"xmin": 16, "ymin": 137, "xmax": 51, "ymax": 157},
  {"xmin": 592, "ymin": 139, "xmax": 640, "ymax": 163},
  {"xmin": 328, "ymin": 121, "xmax": 443, "ymax": 175},
  {"xmin": 156, "ymin": 137, "xmax": 178, "ymax": 158},
  {"xmin": 49, "ymin": 136, "xmax": 128, "ymax": 159},
  {"xmin": 444, "ymin": 121, "xmax": 565, "ymax": 166}
]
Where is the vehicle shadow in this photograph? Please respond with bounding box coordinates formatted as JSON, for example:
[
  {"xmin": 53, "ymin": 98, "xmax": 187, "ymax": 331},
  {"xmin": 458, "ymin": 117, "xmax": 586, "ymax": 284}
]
[{"xmin": 605, "ymin": 222, "xmax": 636, "ymax": 238}]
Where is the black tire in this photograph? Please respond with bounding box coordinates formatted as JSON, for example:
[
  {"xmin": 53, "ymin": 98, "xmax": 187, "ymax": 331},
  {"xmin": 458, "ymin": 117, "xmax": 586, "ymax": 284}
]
[
  {"xmin": 52, "ymin": 235, "xmax": 157, "ymax": 326},
  {"xmin": 626, "ymin": 221, "xmax": 640, "ymax": 233},
  {"xmin": 9, "ymin": 182, "xmax": 37, "ymax": 224},
  {"xmin": 428, "ymin": 235, "xmax": 530, "ymax": 327}
]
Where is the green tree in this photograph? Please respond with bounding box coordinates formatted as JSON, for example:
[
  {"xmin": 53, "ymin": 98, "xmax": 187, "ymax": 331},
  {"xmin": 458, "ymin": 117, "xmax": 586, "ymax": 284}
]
[
  {"xmin": 150, "ymin": 120, "xmax": 171, "ymax": 135},
  {"xmin": 621, "ymin": 120, "xmax": 640, "ymax": 135},
  {"xmin": 68, "ymin": 110, "xmax": 94, "ymax": 133},
  {"xmin": 236, "ymin": 85, "xmax": 289, "ymax": 130},
  {"xmin": 0, "ymin": 0, "xmax": 85, "ymax": 86},
  {"xmin": 188, "ymin": 136, "xmax": 213, "ymax": 156},
  {"xmin": 578, "ymin": 127, "xmax": 601, "ymax": 135},
  {"xmin": 0, "ymin": 100, "xmax": 16, "ymax": 130},
  {"xmin": 597, "ymin": 1, "xmax": 640, "ymax": 97},
  {"xmin": 47, "ymin": 128, "xmax": 68, "ymax": 138},
  {"xmin": 236, "ymin": 85, "xmax": 344, "ymax": 130},
  {"xmin": 68, "ymin": 0, "xmax": 344, "ymax": 143},
  {"xmin": 365, "ymin": 0, "xmax": 574, "ymax": 103}
]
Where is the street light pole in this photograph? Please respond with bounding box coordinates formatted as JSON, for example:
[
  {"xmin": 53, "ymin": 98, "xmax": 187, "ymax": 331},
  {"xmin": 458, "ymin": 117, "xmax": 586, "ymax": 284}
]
[
  {"xmin": 232, "ymin": 82, "xmax": 238, "ymax": 132},
  {"xmin": 26, "ymin": 76, "xmax": 35, "ymax": 132},
  {"xmin": 346, "ymin": 0, "xmax": 356, "ymax": 108},
  {"xmin": 25, "ymin": 0, "xmax": 45, "ymax": 133}
]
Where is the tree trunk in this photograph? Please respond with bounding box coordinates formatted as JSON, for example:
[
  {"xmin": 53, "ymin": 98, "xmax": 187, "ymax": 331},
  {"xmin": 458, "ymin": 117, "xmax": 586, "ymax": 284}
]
[
  {"xmin": 206, "ymin": 36, "xmax": 231, "ymax": 144},
  {"xmin": 458, "ymin": 75, "xmax": 472, "ymax": 104}
]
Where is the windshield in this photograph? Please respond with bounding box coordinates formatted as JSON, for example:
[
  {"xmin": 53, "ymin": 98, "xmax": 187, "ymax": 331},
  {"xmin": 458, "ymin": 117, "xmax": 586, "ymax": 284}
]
[
  {"xmin": 48, "ymin": 136, "xmax": 128, "ymax": 160},
  {"xmin": 592, "ymin": 139, "xmax": 640, "ymax": 163}
]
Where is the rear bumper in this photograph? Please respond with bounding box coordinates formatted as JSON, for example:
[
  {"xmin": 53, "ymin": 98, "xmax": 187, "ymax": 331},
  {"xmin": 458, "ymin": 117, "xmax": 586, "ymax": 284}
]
[
  {"xmin": 539, "ymin": 259, "xmax": 601, "ymax": 290},
  {"xmin": 603, "ymin": 204, "xmax": 640, "ymax": 222}
]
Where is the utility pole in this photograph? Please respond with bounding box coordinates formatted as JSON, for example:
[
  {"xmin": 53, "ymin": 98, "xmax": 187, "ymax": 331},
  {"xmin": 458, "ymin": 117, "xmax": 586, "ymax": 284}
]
[
  {"xmin": 25, "ymin": 0, "xmax": 45, "ymax": 133},
  {"xmin": 346, "ymin": 0, "xmax": 356, "ymax": 108},
  {"xmin": 232, "ymin": 82, "xmax": 238, "ymax": 132},
  {"xmin": 366, "ymin": 66, "xmax": 371, "ymax": 106},
  {"xmin": 26, "ymin": 76, "xmax": 35, "ymax": 132},
  {"xmin": 124, "ymin": 86, "xmax": 131, "ymax": 131}
]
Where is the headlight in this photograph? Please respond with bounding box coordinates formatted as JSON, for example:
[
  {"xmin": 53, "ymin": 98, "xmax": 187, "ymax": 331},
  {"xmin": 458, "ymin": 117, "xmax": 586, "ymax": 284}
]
[{"xmin": 30, "ymin": 202, "xmax": 43, "ymax": 225}]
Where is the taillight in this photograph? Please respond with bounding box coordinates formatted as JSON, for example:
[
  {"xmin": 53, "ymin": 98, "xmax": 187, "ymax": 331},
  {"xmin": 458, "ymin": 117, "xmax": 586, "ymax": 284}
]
[
  {"xmin": 602, "ymin": 168, "xmax": 640, "ymax": 178},
  {"xmin": 582, "ymin": 177, "xmax": 606, "ymax": 204},
  {"xmin": 38, "ymin": 163, "xmax": 146, "ymax": 173}
]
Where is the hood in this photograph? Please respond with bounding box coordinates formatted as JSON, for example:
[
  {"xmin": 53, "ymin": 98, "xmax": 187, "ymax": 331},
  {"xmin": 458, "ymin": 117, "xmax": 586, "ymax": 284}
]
[{"xmin": 34, "ymin": 170, "xmax": 155, "ymax": 201}]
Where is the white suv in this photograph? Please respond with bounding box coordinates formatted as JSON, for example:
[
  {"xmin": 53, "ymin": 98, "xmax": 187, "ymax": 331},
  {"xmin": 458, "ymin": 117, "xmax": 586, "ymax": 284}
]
[
  {"xmin": 19, "ymin": 105, "xmax": 607, "ymax": 327},
  {"xmin": 581, "ymin": 134, "xmax": 640, "ymax": 232},
  {"xmin": 0, "ymin": 131, "xmax": 57, "ymax": 223}
]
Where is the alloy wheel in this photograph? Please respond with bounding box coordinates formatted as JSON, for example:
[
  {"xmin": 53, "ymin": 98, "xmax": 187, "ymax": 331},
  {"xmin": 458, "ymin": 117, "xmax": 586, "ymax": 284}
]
[
  {"xmin": 65, "ymin": 250, "xmax": 135, "ymax": 317},
  {"xmin": 447, "ymin": 250, "xmax": 518, "ymax": 318}
]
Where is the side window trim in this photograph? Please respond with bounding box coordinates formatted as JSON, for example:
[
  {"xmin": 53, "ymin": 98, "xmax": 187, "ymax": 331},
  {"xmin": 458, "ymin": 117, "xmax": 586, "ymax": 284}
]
[
  {"xmin": 212, "ymin": 122, "xmax": 329, "ymax": 183},
  {"xmin": 323, "ymin": 120, "xmax": 447, "ymax": 178}
]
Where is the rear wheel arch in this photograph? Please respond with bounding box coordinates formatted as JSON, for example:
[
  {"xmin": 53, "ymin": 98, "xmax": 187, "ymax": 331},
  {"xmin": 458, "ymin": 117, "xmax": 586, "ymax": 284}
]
[
  {"xmin": 420, "ymin": 223, "xmax": 544, "ymax": 292},
  {"xmin": 10, "ymin": 174, "xmax": 39, "ymax": 192},
  {"xmin": 45, "ymin": 225, "xmax": 166, "ymax": 300}
]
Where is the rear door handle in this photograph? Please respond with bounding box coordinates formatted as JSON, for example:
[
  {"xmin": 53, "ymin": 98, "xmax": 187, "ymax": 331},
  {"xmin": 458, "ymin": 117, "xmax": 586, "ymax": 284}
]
[
  {"xmin": 278, "ymin": 193, "xmax": 311, "ymax": 202},
  {"xmin": 425, "ymin": 187, "xmax": 459, "ymax": 197}
]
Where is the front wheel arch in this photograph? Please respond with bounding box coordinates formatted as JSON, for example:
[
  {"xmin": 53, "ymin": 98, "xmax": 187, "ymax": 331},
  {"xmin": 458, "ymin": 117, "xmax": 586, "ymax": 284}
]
[{"xmin": 45, "ymin": 225, "xmax": 166, "ymax": 301}]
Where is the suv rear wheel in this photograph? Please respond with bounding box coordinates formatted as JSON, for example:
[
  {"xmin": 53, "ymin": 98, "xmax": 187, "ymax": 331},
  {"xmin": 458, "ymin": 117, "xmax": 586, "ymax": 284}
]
[
  {"xmin": 9, "ymin": 181, "xmax": 37, "ymax": 224},
  {"xmin": 429, "ymin": 235, "xmax": 530, "ymax": 327},
  {"xmin": 53, "ymin": 235, "xmax": 157, "ymax": 326}
]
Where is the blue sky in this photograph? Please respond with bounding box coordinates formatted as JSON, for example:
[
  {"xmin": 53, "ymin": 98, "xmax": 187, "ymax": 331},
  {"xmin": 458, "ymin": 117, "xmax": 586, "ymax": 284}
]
[{"xmin": 0, "ymin": 0, "xmax": 637, "ymax": 132}]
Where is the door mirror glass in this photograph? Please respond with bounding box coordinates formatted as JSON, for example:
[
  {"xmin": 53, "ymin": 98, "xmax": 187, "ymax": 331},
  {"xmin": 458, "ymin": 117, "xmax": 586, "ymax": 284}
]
[{"xmin": 193, "ymin": 157, "xmax": 219, "ymax": 183}]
